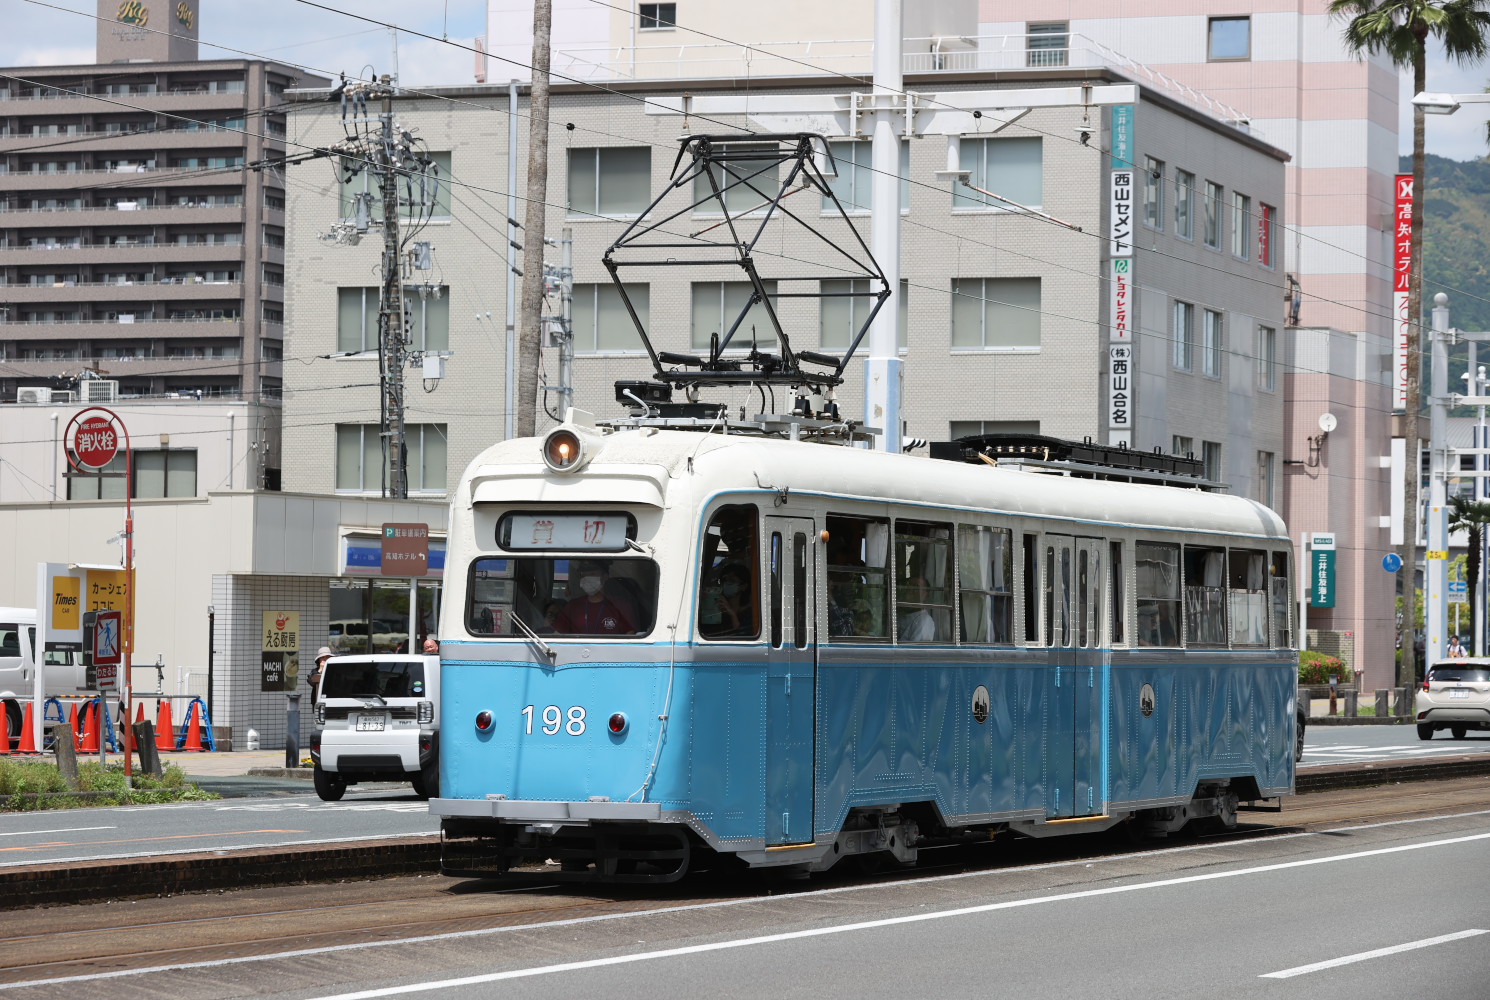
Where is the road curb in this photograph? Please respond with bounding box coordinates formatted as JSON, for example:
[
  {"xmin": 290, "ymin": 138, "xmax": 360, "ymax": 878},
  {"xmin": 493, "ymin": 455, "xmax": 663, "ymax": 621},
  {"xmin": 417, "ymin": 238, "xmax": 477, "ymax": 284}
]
[
  {"xmin": 0, "ymin": 836, "xmax": 441, "ymax": 910},
  {"xmin": 5, "ymin": 756, "xmax": 1489, "ymax": 910}
]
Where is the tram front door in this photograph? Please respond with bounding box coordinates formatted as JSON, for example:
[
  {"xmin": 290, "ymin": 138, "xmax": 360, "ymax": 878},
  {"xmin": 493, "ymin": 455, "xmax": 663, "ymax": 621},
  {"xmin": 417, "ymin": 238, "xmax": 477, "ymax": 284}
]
[
  {"xmin": 1045, "ymin": 534, "xmax": 1105, "ymax": 819},
  {"xmin": 763, "ymin": 516, "xmax": 817, "ymax": 847}
]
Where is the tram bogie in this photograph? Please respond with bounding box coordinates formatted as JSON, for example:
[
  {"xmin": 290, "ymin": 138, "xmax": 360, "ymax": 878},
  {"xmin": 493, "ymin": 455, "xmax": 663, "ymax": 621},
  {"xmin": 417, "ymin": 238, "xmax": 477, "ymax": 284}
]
[{"xmin": 432, "ymin": 416, "xmax": 1298, "ymax": 883}]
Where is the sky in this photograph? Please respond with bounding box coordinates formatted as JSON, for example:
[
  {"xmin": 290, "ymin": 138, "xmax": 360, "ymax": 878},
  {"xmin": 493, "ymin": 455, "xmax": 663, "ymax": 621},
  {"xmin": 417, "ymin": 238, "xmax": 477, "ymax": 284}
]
[{"xmin": 2, "ymin": 1, "xmax": 1489, "ymax": 162}]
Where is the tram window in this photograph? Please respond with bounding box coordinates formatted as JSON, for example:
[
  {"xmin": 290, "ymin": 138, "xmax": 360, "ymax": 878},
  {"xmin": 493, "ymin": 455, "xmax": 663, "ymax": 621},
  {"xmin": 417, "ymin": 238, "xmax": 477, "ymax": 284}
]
[
  {"xmin": 1077, "ymin": 550, "xmax": 1090, "ymax": 647},
  {"xmin": 793, "ymin": 533, "xmax": 809, "ymax": 649},
  {"xmin": 895, "ymin": 520, "xmax": 953, "ymax": 642},
  {"xmin": 1228, "ymin": 549, "xmax": 1268, "ymax": 646},
  {"xmin": 1184, "ymin": 546, "xmax": 1227, "ymax": 646},
  {"xmin": 770, "ymin": 532, "xmax": 784, "ymax": 648},
  {"xmin": 699, "ymin": 505, "xmax": 760, "ymax": 640},
  {"xmin": 826, "ymin": 514, "xmax": 890, "ymax": 641},
  {"xmin": 1022, "ymin": 534, "xmax": 1039, "ymax": 644},
  {"xmin": 1135, "ymin": 542, "xmax": 1180, "ymax": 647},
  {"xmin": 958, "ymin": 525, "xmax": 1012, "ymax": 643},
  {"xmin": 466, "ymin": 556, "xmax": 658, "ymax": 637},
  {"xmin": 1270, "ymin": 551, "xmax": 1292, "ymax": 647},
  {"xmin": 1109, "ymin": 541, "xmax": 1126, "ymax": 646},
  {"xmin": 1044, "ymin": 545, "xmax": 1072, "ymax": 647}
]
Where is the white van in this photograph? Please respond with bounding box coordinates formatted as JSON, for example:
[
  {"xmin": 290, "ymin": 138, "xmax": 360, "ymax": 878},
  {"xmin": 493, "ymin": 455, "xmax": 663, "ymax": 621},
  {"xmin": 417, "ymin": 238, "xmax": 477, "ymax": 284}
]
[
  {"xmin": 310, "ymin": 653, "xmax": 440, "ymax": 801},
  {"xmin": 0, "ymin": 607, "xmax": 85, "ymax": 748}
]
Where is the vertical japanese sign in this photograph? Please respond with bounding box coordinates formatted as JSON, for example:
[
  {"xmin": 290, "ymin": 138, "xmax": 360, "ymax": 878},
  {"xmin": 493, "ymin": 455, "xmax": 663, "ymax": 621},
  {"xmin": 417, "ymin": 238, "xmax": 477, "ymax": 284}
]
[
  {"xmin": 261, "ymin": 610, "xmax": 300, "ymax": 692},
  {"xmin": 1393, "ymin": 174, "xmax": 1414, "ymax": 412},
  {"xmin": 1258, "ymin": 203, "xmax": 1273, "ymax": 267},
  {"xmin": 1107, "ymin": 104, "xmax": 1136, "ymax": 448},
  {"xmin": 1310, "ymin": 533, "xmax": 1336, "ymax": 608}
]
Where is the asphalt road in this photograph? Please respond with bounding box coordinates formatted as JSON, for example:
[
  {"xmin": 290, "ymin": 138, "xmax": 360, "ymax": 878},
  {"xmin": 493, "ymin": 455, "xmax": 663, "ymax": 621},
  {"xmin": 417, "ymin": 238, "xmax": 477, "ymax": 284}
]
[
  {"xmin": 0, "ymin": 786, "xmax": 439, "ymax": 868},
  {"xmin": 4, "ymin": 798, "xmax": 1486, "ymax": 999},
  {"xmin": 1301, "ymin": 723, "xmax": 1490, "ymax": 767}
]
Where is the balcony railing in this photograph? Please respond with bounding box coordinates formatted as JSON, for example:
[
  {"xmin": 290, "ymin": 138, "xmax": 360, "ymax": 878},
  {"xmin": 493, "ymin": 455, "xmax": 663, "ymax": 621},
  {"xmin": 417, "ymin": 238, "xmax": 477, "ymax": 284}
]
[
  {"xmin": 1, "ymin": 316, "xmax": 244, "ymax": 325},
  {"xmin": 0, "ymin": 241, "xmax": 247, "ymax": 251},
  {"xmin": 0, "ymin": 202, "xmax": 244, "ymax": 214}
]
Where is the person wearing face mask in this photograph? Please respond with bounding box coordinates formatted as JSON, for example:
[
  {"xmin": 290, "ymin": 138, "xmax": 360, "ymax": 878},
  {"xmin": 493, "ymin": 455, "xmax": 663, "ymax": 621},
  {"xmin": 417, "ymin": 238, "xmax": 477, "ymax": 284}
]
[{"xmin": 553, "ymin": 561, "xmax": 637, "ymax": 635}]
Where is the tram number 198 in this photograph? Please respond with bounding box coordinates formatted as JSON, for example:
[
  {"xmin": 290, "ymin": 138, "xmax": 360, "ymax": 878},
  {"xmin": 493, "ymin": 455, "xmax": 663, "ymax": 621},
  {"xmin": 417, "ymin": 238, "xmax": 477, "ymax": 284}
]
[{"xmin": 521, "ymin": 704, "xmax": 587, "ymax": 736}]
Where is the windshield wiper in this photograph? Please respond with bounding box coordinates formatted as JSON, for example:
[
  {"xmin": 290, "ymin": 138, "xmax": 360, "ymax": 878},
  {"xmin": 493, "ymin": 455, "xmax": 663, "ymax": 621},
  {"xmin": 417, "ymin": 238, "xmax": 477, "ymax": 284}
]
[
  {"xmin": 510, "ymin": 612, "xmax": 557, "ymax": 663},
  {"xmin": 356, "ymin": 694, "xmax": 387, "ymax": 707}
]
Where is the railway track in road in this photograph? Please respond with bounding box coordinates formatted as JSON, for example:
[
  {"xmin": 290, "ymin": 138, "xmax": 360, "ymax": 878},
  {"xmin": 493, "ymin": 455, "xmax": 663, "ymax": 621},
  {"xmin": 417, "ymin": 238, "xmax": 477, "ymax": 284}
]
[{"xmin": 3, "ymin": 775, "xmax": 1486, "ymax": 991}]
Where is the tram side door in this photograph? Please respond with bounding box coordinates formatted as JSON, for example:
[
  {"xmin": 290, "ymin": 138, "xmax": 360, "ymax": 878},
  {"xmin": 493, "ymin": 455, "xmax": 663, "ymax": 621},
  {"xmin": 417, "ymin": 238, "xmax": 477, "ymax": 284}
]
[
  {"xmin": 1045, "ymin": 534, "xmax": 1105, "ymax": 820},
  {"xmin": 763, "ymin": 516, "xmax": 817, "ymax": 847}
]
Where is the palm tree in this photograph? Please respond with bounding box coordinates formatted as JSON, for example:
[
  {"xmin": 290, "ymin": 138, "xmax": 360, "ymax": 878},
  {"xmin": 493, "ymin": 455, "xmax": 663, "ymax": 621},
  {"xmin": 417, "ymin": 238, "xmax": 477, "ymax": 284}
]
[
  {"xmin": 1330, "ymin": 0, "xmax": 1490, "ymax": 685},
  {"xmin": 1448, "ymin": 494, "xmax": 1490, "ymax": 651}
]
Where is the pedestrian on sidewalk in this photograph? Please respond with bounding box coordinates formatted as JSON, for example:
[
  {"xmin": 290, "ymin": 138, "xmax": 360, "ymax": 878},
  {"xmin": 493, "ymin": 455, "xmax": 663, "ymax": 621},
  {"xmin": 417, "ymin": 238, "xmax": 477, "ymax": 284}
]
[{"xmin": 309, "ymin": 646, "xmax": 332, "ymax": 700}]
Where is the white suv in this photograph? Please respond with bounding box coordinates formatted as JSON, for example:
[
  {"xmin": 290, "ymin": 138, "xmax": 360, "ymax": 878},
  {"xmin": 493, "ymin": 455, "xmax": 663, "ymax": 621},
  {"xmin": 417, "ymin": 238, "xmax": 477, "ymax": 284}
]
[
  {"xmin": 1416, "ymin": 658, "xmax": 1490, "ymax": 740},
  {"xmin": 310, "ymin": 653, "xmax": 440, "ymax": 800}
]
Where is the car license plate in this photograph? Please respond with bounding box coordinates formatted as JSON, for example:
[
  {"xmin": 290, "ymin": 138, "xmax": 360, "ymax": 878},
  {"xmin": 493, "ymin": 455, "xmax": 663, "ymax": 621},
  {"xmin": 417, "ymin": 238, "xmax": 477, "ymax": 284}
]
[
  {"xmin": 1450, "ymin": 689, "xmax": 1470, "ymax": 700},
  {"xmin": 356, "ymin": 715, "xmax": 386, "ymax": 731}
]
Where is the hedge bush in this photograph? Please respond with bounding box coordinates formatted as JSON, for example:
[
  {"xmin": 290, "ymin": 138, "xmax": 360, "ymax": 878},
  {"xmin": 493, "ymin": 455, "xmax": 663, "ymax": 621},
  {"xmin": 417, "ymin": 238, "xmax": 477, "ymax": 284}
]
[
  {"xmin": 0, "ymin": 760, "xmax": 216, "ymax": 811},
  {"xmin": 1299, "ymin": 649, "xmax": 1348, "ymax": 686}
]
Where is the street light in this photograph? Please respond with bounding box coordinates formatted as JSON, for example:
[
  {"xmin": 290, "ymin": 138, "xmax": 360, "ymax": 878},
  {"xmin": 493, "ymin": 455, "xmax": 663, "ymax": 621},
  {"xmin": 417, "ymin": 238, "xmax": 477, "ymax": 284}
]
[{"xmin": 1412, "ymin": 91, "xmax": 1490, "ymax": 115}]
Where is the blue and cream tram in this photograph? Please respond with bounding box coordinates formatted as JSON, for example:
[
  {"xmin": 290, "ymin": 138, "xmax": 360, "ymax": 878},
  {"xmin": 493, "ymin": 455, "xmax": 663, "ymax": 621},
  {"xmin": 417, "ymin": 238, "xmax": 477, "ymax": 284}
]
[{"xmin": 432, "ymin": 415, "xmax": 1297, "ymax": 882}]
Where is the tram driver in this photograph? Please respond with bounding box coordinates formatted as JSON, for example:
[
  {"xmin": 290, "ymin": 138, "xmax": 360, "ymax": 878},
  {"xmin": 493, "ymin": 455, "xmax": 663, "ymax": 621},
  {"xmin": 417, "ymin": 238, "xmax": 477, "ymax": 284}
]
[{"xmin": 553, "ymin": 561, "xmax": 637, "ymax": 635}]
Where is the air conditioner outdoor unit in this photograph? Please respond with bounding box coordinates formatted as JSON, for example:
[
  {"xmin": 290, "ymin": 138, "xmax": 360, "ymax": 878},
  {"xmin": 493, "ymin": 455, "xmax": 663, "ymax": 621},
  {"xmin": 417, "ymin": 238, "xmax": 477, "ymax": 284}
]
[
  {"xmin": 50, "ymin": 390, "xmax": 75, "ymax": 402},
  {"xmin": 16, "ymin": 387, "xmax": 50, "ymax": 404},
  {"xmin": 80, "ymin": 379, "xmax": 118, "ymax": 402}
]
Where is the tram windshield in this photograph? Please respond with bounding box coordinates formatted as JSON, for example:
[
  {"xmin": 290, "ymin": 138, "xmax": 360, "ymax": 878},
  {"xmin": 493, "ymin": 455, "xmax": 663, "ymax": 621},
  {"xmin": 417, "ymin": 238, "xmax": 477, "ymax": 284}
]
[{"xmin": 466, "ymin": 557, "xmax": 658, "ymax": 638}]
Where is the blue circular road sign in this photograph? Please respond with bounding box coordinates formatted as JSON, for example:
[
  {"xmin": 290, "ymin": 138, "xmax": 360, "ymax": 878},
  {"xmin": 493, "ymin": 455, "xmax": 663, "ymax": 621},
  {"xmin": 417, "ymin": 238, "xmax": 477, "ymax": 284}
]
[{"xmin": 1382, "ymin": 552, "xmax": 1404, "ymax": 573}]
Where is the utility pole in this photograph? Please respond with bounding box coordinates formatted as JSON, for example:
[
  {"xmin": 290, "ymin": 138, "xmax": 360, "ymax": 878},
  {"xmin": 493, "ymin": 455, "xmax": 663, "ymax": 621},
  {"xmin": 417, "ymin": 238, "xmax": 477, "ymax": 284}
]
[
  {"xmin": 864, "ymin": 0, "xmax": 903, "ymax": 454},
  {"xmin": 1426, "ymin": 292, "xmax": 1450, "ymax": 669},
  {"xmin": 377, "ymin": 79, "xmax": 409, "ymax": 498},
  {"xmin": 541, "ymin": 227, "xmax": 574, "ymax": 418},
  {"xmin": 517, "ymin": 0, "xmax": 552, "ymax": 437}
]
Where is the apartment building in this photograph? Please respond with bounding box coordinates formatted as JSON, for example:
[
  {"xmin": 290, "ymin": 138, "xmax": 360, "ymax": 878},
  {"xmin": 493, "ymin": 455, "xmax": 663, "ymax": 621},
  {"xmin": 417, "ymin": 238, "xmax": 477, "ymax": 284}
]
[{"xmin": 0, "ymin": 0, "xmax": 328, "ymax": 404}]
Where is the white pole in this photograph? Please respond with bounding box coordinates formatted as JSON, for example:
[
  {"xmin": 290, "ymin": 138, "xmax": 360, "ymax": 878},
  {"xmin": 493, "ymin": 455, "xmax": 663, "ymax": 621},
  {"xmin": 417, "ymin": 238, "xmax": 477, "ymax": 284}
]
[
  {"xmin": 1426, "ymin": 292, "xmax": 1450, "ymax": 667},
  {"xmin": 1298, "ymin": 532, "xmax": 1308, "ymax": 654},
  {"xmin": 864, "ymin": 0, "xmax": 903, "ymax": 453}
]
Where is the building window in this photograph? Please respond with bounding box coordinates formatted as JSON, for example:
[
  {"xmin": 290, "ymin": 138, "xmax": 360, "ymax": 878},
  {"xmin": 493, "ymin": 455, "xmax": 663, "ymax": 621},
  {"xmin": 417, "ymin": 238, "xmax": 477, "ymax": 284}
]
[
  {"xmin": 337, "ymin": 287, "xmax": 450, "ymax": 353},
  {"xmin": 1202, "ymin": 441, "xmax": 1223, "ymax": 483},
  {"xmin": 953, "ymin": 137, "xmax": 1042, "ymax": 211},
  {"xmin": 1259, "ymin": 202, "xmax": 1276, "ymax": 267},
  {"xmin": 693, "ymin": 143, "xmax": 779, "ymax": 215},
  {"xmin": 1143, "ymin": 156, "xmax": 1164, "ymax": 230},
  {"xmin": 953, "ymin": 420, "xmax": 1041, "ymax": 438},
  {"xmin": 572, "ymin": 282, "xmax": 648, "ymax": 352},
  {"xmin": 567, "ymin": 147, "xmax": 651, "ymax": 218},
  {"xmin": 639, "ymin": 3, "xmax": 676, "ymax": 29},
  {"xmin": 339, "ymin": 151, "xmax": 452, "ymax": 221},
  {"xmin": 1175, "ymin": 170, "xmax": 1194, "ymax": 240},
  {"xmin": 1203, "ymin": 308, "xmax": 1223, "ymax": 378},
  {"xmin": 820, "ymin": 278, "xmax": 906, "ymax": 350},
  {"xmin": 1208, "ymin": 16, "xmax": 1251, "ymax": 61},
  {"xmin": 1173, "ymin": 300, "xmax": 1194, "ymax": 370},
  {"xmin": 1257, "ymin": 325, "xmax": 1277, "ymax": 391},
  {"xmin": 1231, "ymin": 192, "xmax": 1250, "ymax": 259},
  {"xmin": 822, "ymin": 139, "xmax": 909, "ymax": 213},
  {"xmin": 1173, "ymin": 435, "xmax": 1193, "ymax": 458},
  {"xmin": 1204, "ymin": 181, "xmax": 1223, "ymax": 249},
  {"xmin": 1026, "ymin": 22, "xmax": 1069, "ymax": 67},
  {"xmin": 952, "ymin": 277, "xmax": 1041, "ymax": 349},
  {"xmin": 336, "ymin": 423, "xmax": 448, "ymax": 493},
  {"xmin": 67, "ymin": 450, "xmax": 196, "ymax": 499},
  {"xmin": 691, "ymin": 281, "xmax": 778, "ymax": 351},
  {"xmin": 1257, "ymin": 451, "xmax": 1275, "ymax": 507}
]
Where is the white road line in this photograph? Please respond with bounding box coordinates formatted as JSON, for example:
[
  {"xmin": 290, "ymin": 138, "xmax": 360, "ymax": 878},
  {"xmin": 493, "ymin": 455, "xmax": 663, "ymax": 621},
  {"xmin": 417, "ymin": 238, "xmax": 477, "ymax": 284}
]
[
  {"xmin": 0, "ymin": 826, "xmax": 114, "ymax": 838},
  {"xmin": 4, "ymin": 826, "xmax": 1488, "ymax": 994},
  {"xmin": 1260, "ymin": 929, "xmax": 1488, "ymax": 978}
]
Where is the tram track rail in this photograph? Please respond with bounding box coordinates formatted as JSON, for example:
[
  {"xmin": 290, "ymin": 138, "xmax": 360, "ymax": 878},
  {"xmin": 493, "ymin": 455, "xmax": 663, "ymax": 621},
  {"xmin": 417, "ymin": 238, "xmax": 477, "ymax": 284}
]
[{"xmin": 3, "ymin": 774, "xmax": 1487, "ymax": 989}]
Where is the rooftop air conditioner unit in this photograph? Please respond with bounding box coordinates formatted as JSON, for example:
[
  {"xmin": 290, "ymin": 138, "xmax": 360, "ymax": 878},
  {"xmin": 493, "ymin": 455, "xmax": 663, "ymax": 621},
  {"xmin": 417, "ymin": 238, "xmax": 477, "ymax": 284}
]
[
  {"xmin": 80, "ymin": 379, "xmax": 117, "ymax": 402},
  {"xmin": 16, "ymin": 387, "xmax": 50, "ymax": 404},
  {"xmin": 50, "ymin": 390, "xmax": 75, "ymax": 403}
]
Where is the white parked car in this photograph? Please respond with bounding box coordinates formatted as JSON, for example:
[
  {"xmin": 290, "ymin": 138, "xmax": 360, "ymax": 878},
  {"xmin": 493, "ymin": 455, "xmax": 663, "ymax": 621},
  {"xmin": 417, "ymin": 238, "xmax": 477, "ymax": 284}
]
[
  {"xmin": 310, "ymin": 653, "xmax": 440, "ymax": 800},
  {"xmin": 1416, "ymin": 658, "xmax": 1490, "ymax": 740}
]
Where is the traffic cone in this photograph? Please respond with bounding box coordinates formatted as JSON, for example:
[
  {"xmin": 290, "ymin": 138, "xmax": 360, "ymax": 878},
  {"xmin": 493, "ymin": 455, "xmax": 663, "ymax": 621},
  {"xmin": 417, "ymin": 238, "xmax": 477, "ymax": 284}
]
[
  {"xmin": 134, "ymin": 701, "xmax": 145, "ymax": 725},
  {"xmin": 79, "ymin": 701, "xmax": 99, "ymax": 753},
  {"xmin": 68, "ymin": 701, "xmax": 80, "ymax": 747},
  {"xmin": 156, "ymin": 700, "xmax": 174, "ymax": 751},
  {"xmin": 16, "ymin": 702, "xmax": 36, "ymax": 754},
  {"xmin": 180, "ymin": 701, "xmax": 204, "ymax": 752},
  {"xmin": 1, "ymin": 715, "xmax": 9, "ymax": 755}
]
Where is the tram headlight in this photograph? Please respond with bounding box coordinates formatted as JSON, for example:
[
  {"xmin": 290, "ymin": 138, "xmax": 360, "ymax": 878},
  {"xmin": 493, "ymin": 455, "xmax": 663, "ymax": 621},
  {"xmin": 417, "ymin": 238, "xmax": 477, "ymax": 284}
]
[{"xmin": 543, "ymin": 428, "xmax": 585, "ymax": 472}]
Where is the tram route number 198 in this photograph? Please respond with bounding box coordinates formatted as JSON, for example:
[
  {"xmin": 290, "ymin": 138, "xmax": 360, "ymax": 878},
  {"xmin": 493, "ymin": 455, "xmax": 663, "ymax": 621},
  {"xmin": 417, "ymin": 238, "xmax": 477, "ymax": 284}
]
[{"xmin": 521, "ymin": 704, "xmax": 587, "ymax": 735}]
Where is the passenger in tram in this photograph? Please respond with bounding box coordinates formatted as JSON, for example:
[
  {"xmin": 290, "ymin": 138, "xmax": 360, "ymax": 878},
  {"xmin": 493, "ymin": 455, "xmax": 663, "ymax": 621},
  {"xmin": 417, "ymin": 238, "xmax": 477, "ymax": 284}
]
[
  {"xmin": 827, "ymin": 534, "xmax": 867, "ymax": 637},
  {"xmin": 899, "ymin": 577, "xmax": 938, "ymax": 642},
  {"xmin": 700, "ymin": 563, "xmax": 755, "ymax": 637},
  {"xmin": 553, "ymin": 561, "xmax": 637, "ymax": 635}
]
